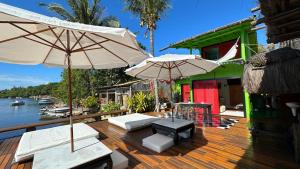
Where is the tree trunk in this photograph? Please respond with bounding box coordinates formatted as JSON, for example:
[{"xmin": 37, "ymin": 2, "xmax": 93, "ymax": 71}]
[{"xmin": 150, "ymin": 28, "xmax": 160, "ymax": 112}]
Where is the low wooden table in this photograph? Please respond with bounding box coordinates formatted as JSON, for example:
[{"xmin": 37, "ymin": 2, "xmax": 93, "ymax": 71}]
[
  {"xmin": 151, "ymin": 118, "xmax": 195, "ymax": 144},
  {"xmin": 32, "ymin": 138, "xmax": 113, "ymax": 169}
]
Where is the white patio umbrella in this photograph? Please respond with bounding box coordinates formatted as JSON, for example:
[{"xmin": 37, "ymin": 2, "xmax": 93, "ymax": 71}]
[
  {"xmin": 125, "ymin": 54, "xmax": 220, "ymax": 121},
  {"xmin": 126, "ymin": 39, "xmax": 239, "ymax": 121},
  {"xmin": 0, "ymin": 3, "xmax": 147, "ymax": 152}
]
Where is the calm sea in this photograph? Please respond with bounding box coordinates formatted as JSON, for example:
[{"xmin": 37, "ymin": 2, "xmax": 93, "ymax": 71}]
[{"xmin": 0, "ymin": 98, "xmax": 58, "ymax": 140}]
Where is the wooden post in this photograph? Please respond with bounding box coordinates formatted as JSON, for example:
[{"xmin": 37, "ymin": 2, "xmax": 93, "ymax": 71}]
[
  {"xmin": 66, "ymin": 30, "xmax": 74, "ymax": 153},
  {"xmin": 168, "ymin": 65, "xmax": 174, "ymax": 122}
]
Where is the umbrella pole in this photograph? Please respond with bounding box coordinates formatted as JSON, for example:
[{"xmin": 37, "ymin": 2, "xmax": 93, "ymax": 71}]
[
  {"xmin": 67, "ymin": 61, "xmax": 74, "ymax": 153},
  {"xmin": 169, "ymin": 68, "xmax": 174, "ymax": 122},
  {"xmin": 67, "ymin": 55, "xmax": 74, "ymax": 152},
  {"xmin": 66, "ymin": 29, "xmax": 74, "ymax": 153}
]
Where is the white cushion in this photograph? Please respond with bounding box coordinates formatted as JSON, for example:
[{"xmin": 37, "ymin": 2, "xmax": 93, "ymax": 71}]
[
  {"xmin": 15, "ymin": 123, "xmax": 99, "ymax": 162},
  {"xmin": 32, "ymin": 137, "xmax": 112, "ymax": 169},
  {"xmin": 142, "ymin": 134, "xmax": 174, "ymax": 153},
  {"xmin": 108, "ymin": 113, "xmax": 159, "ymax": 131},
  {"xmin": 111, "ymin": 150, "xmax": 128, "ymax": 169}
]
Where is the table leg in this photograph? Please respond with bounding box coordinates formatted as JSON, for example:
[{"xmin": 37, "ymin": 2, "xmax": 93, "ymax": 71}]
[
  {"xmin": 190, "ymin": 126, "xmax": 195, "ymax": 138},
  {"xmin": 152, "ymin": 126, "xmax": 157, "ymax": 134},
  {"xmin": 208, "ymin": 107, "xmax": 212, "ymax": 127},
  {"xmin": 174, "ymin": 132, "xmax": 179, "ymax": 145},
  {"xmin": 106, "ymin": 156, "xmax": 113, "ymax": 169}
]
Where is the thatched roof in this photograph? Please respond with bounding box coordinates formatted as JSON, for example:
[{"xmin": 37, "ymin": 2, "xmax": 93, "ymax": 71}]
[
  {"xmin": 258, "ymin": 0, "xmax": 300, "ymax": 43},
  {"xmin": 243, "ymin": 41, "xmax": 300, "ymax": 95}
]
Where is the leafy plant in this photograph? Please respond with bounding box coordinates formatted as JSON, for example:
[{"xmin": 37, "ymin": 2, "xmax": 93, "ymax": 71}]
[
  {"xmin": 102, "ymin": 102, "xmax": 120, "ymax": 113},
  {"xmin": 80, "ymin": 96, "xmax": 99, "ymax": 109},
  {"xmin": 128, "ymin": 92, "xmax": 155, "ymax": 113}
]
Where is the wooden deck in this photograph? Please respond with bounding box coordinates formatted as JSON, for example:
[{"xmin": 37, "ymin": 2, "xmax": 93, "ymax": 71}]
[{"xmin": 1, "ymin": 117, "xmax": 299, "ymax": 169}]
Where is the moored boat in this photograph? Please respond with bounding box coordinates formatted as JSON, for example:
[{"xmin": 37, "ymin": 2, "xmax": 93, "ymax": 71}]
[
  {"xmin": 38, "ymin": 98, "xmax": 54, "ymax": 105},
  {"xmin": 11, "ymin": 100, "xmax": 25, "ymax": 106},
  {"xmin": 44, "ymin": 107, "xmax": 70, "ymax": 117}
]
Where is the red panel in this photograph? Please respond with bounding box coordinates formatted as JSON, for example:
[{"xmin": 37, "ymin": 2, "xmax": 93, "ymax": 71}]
[
  {"xmin": 193, "ymin": 80, "xmax": 220, "ymax": 126},
  {"xmin": 181, "ymin": 84, "xmax": 190, "ymax": 102}
]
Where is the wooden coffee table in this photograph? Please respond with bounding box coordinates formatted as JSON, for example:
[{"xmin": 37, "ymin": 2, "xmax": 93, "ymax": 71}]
[{"xmin": 151, "ymin": 118, "xmax": 195, "ymax": 144}]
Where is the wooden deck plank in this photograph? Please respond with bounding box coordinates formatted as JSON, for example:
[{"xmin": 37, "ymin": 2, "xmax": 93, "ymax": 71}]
[{"xmin": 0, "ymin": 117, "xmax": 299, "ymax": 169}]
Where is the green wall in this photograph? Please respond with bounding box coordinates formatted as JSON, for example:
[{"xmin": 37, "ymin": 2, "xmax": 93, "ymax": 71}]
[{"xmin": 175, "ymin": 29, "xmax": 254, "ymax": 119}]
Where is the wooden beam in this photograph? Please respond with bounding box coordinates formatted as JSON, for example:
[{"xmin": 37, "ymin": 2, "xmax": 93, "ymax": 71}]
[
  {"xmin": 43, "ymin": 30, "xmax": 65, "ymax": 63},
  {"xmin": 48, "ymin": 26, "xmax": 67, "ymax": 50},
  {"xmin": 251, "ymin": 17, "xmax": 265, "ymax": 26},
  {"xmin": 0, "ymin": 21, "xmax": 38, "ymax": 24},
  {"xmin": 91, "ymin": 32, "xmax": 139, "ymax": 51},
  {"xmin": 0, "ymin": 27, "xmax": 53, "ymax": 44},
  {"xmin": 251, "ymin": 6, "xmax": 260, "ymax": 13},
  {"xmin": 266, "ymin": 7, "xmax": 300, "ymax": 23},
  {"xmin": 0, "ymin": 110, "xmax": 127, "ymax": 133},
  {"xmin": 10, "ymin": 23, "xmax": 65, "ymax": 51},
  {"xmin": 82, "ymin": 33, "xmax": 129, "ymax": 65},
  {"xmin": 71, "ymin": 31, "xmax": 94, "ymax": 69},
  {"xmin": 251, "ymin": 26, "xmax": 266, "ymax": 31},
  {"xmin": 71, "ymin": 39, "xmax": 108, "ymax": 53}
]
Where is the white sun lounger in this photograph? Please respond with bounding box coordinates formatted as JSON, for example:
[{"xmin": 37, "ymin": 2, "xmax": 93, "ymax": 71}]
[
  {"xmin": 14, "ymin": 123, "xmax": 99, "ymax": 163},
  {"xmin": 108, "ymin": 113, "xmax": 159, "ymax": 131}
]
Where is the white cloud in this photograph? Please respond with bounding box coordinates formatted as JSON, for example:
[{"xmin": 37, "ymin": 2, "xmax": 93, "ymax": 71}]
[{"xmin": 0, "ymin": 74, "xmax": 50, "ymax": 90}]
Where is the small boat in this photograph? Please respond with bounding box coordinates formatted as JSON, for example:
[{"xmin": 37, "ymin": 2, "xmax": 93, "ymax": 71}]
[
  {"xmin": 11, "ymin": 100, "xmax": 25, "ymax": 106},
  {"xmin": 38, "ymin": 98, "xmax": 54, "ymax": 105},
  {"xmin": 45, "ymin": 107, "xmax": 70, "ymax": 117}
]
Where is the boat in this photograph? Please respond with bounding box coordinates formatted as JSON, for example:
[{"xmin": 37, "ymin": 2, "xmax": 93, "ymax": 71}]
[
  {"xmin": 44, "ymin": 107, "xmax": 70, "ymax": 117},
  {"xmin": 11, "ymin": 100, "xmax": 25, "ymax": 106},
  {"xmin": 38, "ymin": 98, "xmax": 54, "ymax": 105}
]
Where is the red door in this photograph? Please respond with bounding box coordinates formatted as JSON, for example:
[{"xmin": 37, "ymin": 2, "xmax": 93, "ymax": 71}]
[
  {"xmin": 181, "ymin": 84, "xmax": 190, "ymax": 102},
  {"xmin": 193, "ymin": 80, "xmax": 220, "ymax": 126}
]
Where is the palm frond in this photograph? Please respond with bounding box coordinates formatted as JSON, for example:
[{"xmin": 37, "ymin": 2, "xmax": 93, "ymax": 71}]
[
  {"xmin": 124, "ymin": 0, "xmax": 171, "ymax": 30},
  {"xmin": 67, "ymin": 0, "xmax": 81, "ymax": 19},
  {"xmin": 40, "ymin": 3, "xmax": 75, "ymax": 21},
  {"xmin": 101, "ymin": 16, "xmax": 120, "ymax": 28},
  {"xmin": 40, "ymin": 0, "xmax": 119, "ymax": 27}
]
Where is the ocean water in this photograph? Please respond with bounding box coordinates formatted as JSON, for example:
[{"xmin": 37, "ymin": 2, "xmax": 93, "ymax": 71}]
[{"xmin": 0, "ymin": 98, "xmax": 58, "ymax": 140}]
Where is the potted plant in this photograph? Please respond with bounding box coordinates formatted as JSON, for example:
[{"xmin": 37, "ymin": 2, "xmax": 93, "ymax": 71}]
[{"xmin": 80, "ymin": 96, "xmax": 99, "ymax": 113}]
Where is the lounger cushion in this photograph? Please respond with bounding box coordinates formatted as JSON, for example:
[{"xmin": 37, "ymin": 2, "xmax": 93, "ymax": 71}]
[
  {"xmin": 15, "ymin": 123, "xmax": 99, "ymax": 162},
  {"xmin": 32, "ymin": 137, "xmax": 112, "ymax": 169},
  {"xmin": 111, "ymin": 150, "xmax": 128, "ymax": 169},
  {"xmin": 108, "ymin": 113, "xmax": 159, "ymax": 131},
  {"xmin": 142, "ymin": 133, "xmax": 174, "ymax": 153}
]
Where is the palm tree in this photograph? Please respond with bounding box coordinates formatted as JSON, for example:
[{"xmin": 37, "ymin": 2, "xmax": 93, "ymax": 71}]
[
  {"xmin": 124, "ymin": 0, "xmax": 170, "ymax": 111},
  {"xmin": 40, "ymin": 0, "xmax": 121, "ymax": 101},
  {"xmin": 39, "ymin": 0, "xmax": 119, "ymax": 27}
]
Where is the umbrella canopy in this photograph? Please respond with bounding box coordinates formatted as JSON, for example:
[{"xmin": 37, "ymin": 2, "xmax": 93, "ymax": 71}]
[
  {"xmin": 0, "ymin": 3, "xmax": 147, "ymax": 152},
  {"xmin": 0, "ymin": 3, "xmax": 147, "ymax": 68},
  {"xmin": 125, "ymin": 54, "xmax": 219, "ymax": 80},
  {"xmin": 125, "ymin": 54, "xmax": 219, "ymax": 122}
]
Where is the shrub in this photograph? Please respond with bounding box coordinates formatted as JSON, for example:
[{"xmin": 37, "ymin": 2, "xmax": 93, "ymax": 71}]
[
  {"xmin": 102, "ymin": 102, "xmax": 120, "ymax": 113},
  {"xmin": 128, "ymin": 92, "xmax": 155, "ymax": 113},
  {"xmin": 80, "ymin": 96, "xmax": 99, "ymax": 111}
]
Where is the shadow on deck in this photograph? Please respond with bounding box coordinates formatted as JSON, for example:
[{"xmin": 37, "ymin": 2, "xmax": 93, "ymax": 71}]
[{"xmin": 0, "ymin": 117, "xmax": 299, "ymax": 169}]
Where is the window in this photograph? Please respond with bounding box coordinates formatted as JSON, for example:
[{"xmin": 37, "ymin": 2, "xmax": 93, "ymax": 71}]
[{"xmin": 204, "ymin": 47, "xmax": 219, "ymax": 60}]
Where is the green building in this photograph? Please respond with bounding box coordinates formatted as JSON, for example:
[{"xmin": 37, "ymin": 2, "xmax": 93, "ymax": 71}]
[{"xmin": 161, "ymin": 18, "xmax": 257, "ymax": 120}]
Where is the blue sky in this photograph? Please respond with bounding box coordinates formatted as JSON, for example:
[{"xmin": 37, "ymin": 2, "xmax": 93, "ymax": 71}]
[{"xmin": 0, "ymin": 0, "xmax": 266, "ymax": 90}]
